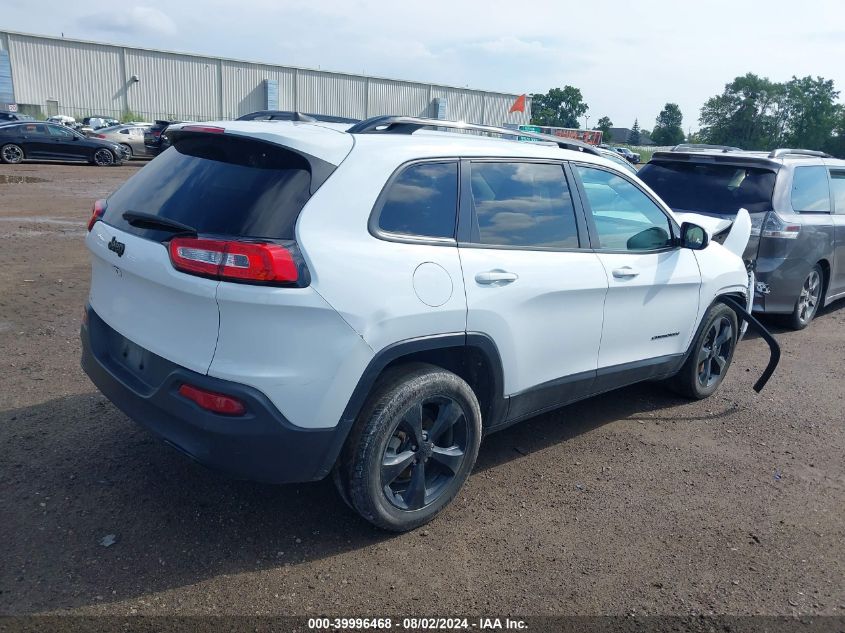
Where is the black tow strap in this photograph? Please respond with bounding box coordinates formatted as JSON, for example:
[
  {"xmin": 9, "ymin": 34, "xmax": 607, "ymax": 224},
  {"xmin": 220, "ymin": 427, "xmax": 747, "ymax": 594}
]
[{"xmin": 720, "ymin": 297, "xmax": 781, "ymax": 393}]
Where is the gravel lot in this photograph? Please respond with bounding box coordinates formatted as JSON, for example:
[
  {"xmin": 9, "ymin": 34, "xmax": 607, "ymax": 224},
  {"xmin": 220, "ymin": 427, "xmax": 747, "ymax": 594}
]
[{"xmin": 1, "ymin": 162, "xmax": 843, "ymax": 618}]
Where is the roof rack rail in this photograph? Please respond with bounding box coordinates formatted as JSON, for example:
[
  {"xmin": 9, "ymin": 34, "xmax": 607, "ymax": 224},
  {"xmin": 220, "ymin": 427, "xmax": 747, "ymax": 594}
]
[
  {"xmin": 768, "ymin": 148, "xmax": 832, "ymax": 159},
  {"xmin": 672, "ymin": 143, "xmax": 742, "ymax": 153},
  {"xmin": 347, "ymin": 116, "xmax": 601, "ymax": 155}
]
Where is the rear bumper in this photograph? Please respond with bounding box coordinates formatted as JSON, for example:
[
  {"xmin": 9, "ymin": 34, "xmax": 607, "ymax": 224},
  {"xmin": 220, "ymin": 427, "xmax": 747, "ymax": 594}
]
[{"xmin": 80, "ymin": 306, "xmax": 344, "ymax": 484}]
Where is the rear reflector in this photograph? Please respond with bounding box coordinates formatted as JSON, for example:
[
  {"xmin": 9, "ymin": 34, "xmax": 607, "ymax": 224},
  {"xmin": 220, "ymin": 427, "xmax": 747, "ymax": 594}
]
[
  {"xmin": 87, "ymin": 199, "xmax": 106, "ymax": 231},
  {"xmin": 169, "ymin": 237, "xmax": 299, "ymax": 284},
  {"xmin": 178, "ymin": 384, "xmax": 246, "ymax": 416},
  {"xmin": 180, "ymin": 125, "xmax": 225, "ymax": 134}
]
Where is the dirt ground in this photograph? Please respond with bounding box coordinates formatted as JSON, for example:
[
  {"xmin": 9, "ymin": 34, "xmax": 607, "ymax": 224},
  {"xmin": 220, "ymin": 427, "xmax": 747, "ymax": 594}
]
[{"xmin": 0, "ymin": 162, "xmax": 843, "ymax": 618}]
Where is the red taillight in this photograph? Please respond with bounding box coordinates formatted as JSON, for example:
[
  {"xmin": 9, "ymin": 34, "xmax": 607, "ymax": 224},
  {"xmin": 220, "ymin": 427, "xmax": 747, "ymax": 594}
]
[
  {"xmin": 180, "ymin": 125, "xmax": 225, "ymax": 134},
  {"xmin": 152, "ymin": 130, "xmax": 162, "ymax": 137},
  {"xmin": 91, "ymin": 133, "xmax": 106, "ymax": 139},
  {"xmin": 168, "ymin": 237, "xmax": 299, "ymax": 284},
  {"xmin": 87, "ymin": 199, "xmax": 106, "ymax": 231},
  {"xmin": 178, "ymin": 384, "xmax": 246, "ymax": 416}
]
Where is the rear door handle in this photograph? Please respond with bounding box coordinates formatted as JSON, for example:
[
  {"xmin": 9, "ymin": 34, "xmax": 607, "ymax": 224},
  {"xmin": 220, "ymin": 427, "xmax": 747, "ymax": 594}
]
[
  {"xmin": 612, "ymin": 266, "xmax": 639, "ymax": 279},
  {"xmin": 475, "ymin": 270, "xmax": 518, "ymax": 285}
]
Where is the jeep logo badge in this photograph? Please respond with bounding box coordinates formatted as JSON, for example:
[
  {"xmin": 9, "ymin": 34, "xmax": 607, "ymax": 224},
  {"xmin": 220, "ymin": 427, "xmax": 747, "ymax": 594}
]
[{"xmin": 108, "ymin": 236, "xmax": 125, "ymax": 257}]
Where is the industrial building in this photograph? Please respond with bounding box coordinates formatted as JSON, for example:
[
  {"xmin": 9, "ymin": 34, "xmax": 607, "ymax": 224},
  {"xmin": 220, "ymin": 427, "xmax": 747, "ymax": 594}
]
[{"xmin": 0, "ymin": 30, "xmax": 531, "ymax": 127}]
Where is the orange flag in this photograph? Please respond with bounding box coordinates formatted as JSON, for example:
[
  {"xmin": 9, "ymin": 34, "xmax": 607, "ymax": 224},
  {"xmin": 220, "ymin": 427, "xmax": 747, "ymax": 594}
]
[{"xmin": 509, "ymin": 94, "xmax": 526, "ymax": 113}]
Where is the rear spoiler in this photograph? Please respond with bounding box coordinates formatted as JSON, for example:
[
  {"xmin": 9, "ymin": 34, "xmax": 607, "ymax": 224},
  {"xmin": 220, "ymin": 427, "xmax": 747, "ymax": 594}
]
[{"xmin": 166, "ymin": 125, "xmax": 339, "ymax": 194}]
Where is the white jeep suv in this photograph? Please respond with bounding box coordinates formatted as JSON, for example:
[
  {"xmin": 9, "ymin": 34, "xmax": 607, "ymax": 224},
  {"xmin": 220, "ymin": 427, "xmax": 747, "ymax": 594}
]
[{"xmin": 81, "ymin": 116, "xmax": 771, "ymax": 531}]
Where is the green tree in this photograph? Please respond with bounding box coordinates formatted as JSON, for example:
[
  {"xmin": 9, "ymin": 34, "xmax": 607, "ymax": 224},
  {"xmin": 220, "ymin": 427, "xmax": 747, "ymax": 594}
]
[
  {"xmin": 530, "ymin": 86, "xmax": 589, "ymax": 128},
  {"xmin": 595, "ymin": 115, "xmax": 613, "ymax": 142},
  {"xmin": 825, "ymin": 105, "xmax": 845, "ymax": 158},
  {"xmin": 781, "ymin": 76, "xmax": 840, "ymax": 150},
  {"xmin": 627, "ymin": 119, "xmax": 641, "ymax": 145},
  {"xmin": 651, "ymin": 103, "xmax": 685, "ymax": 145},
  {"xmin": 699, "ymin": 73, "xmax": 785, "ymax": 149}
]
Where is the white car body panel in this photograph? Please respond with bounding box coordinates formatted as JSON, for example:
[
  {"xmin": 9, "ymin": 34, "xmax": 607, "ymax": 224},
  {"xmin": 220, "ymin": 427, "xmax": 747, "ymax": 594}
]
[
  {"xmin": 86, "ymin": 223, "xmax": 220, "ymax": 374},
  {"xmin": 296, "ymin": 146, "xmax": 468, "ymax": 355},
  {"xmin": 209, "ymin": 282, "xmax": 374, "ymax": 429},
  {"xmin": 722, "ymin": 208, "xmax": 752, "ymax": 258},
  {"xmin": 594, "ymin": 249, "xmax": 702, "ymax": 367},
  {"xmin": 459, "ymin": 248, "xmax": 608, "ymax": 395}
]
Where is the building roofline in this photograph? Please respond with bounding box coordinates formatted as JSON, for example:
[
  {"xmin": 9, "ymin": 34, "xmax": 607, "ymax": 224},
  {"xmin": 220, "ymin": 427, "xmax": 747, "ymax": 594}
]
[{"xmin": 0, "ymin": 29, "xmax": 530, "ymax": 100}]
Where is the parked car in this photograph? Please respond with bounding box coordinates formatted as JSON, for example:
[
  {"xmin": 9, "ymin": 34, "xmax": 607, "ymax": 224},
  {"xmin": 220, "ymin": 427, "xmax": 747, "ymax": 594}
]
[
  {"xmin": 639, "ymin": 147, "xmax": 845, "ymax": 329},
  {"xmin": 0, "ymin": 121, "xmax": 127, "ymax": 165},
  {"xmin": 81, "ymin": 116, "xmax": 777, "ymax": 532},
  {"xmin": 614, "ymin": 146, "xmax": 641, "ymax": 164},
  {"xmin": 89, "ymin": 123, "xmax": 152, "ymax": 159},
  {"xmin": 237, "ymin": 110, "xmax": 360, "ymax": 124},
  {"xmin": 82, "ymin": 115, "xmax": 120, "ymax": 130},
  {"xmin": 0, "ymin": 112, "xmax": 35, "ymax": 122},
  {"xmin": 143, "ymin": 120, "xmax": 186, "ymax": 156},
  {"xmin": 595, "ymin": 146, "xmax": 638, "ymax": 175}
]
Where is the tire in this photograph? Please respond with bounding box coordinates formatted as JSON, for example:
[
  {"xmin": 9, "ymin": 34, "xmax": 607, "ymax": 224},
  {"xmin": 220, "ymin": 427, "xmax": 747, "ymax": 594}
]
[
  {"xmin": 92, "ymin": 148, "xmax": 115, "ymax": 166},
  {"xmin": 667, "ymin": 302, "xmax": 738, "ymax": 400},
  {"xmin": 337, "ymin": 363, "xmax": 482, "ymax": 532},
  {"xmin": 119, "ymin": 143, "xmax": 133, "ymax": 159},
  {"xmin": 1, "ymin": 143, "xmax": 24, "ymax": 164},
  {"xmin": 786, "ymin": 264, "xmax": 823, "ymax": 330}
]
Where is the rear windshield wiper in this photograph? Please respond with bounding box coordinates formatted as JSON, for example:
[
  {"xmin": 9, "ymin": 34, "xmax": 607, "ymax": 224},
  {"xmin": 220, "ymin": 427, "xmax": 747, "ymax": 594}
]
[{"xmin": 122, "ymin": 211, "xmax": 197, "ymax": 236}]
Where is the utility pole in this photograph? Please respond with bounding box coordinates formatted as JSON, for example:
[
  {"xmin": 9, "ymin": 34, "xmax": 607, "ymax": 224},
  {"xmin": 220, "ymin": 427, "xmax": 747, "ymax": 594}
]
[{"xmin": 584, "ymin": 114, "xmax": 590, "ymax": 130}]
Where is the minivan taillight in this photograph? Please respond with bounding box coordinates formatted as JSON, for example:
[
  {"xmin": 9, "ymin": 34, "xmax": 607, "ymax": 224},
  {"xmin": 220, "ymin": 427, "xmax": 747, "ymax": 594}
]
[
  {"xmin": 87, "ymin": 199, "xmax": 106, "ymax": 231},
  {"xmin": 168, "ymin": 237, "xmax": 299, "ymax": 284},
  {"xmin": 761, "ymin": 212, "xmax": 801, "ymax": 239}
]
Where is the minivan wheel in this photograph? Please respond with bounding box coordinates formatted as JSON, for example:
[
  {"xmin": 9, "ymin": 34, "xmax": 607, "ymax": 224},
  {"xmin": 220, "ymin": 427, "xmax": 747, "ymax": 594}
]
[
  {"xmin": 1, "ymin": 143, "xmax": 24, "ymax": 164},
  {"xmin": 92, "ymin": 148, "xmax": 115, "ymax": 166},
  {"xmin": 667, "ymin": 302, "xmax": 738, "ymax": 400},
  {"xmin": 338, "ymin": 363, "xmax": 482, "ymax": 532},
  {"xmin": 787, "ymin": 265, "xmax": 823, "ymax": 330}
]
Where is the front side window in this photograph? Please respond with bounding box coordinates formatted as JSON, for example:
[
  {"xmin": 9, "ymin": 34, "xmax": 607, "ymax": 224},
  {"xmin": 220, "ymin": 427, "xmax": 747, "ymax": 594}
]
[
  {"xmin": 830, "ymin": 171, "xmax": 845, "ymax": 214},
  {"xmin": 576, "ymin": 165, "xmax": 673, "ymax": 251},
  {"xmin": 469, "ymin": 162, "xmax": 579, "ymax": 248},
  {"xmin": 792, "ymin": 166, "xmax": 831, "ymax": 212},
  {"xmin": 376, "ymin": 162, "xmax": 458, "ymax": 239}
]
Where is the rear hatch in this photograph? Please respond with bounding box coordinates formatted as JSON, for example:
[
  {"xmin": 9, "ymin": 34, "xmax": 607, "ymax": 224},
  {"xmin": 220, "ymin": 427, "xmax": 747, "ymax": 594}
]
[
  {"xmin": 87, "ymin": 125, "xmax": 349, "ymax": 374},
  {"xmin": 638, "ymin": 158, "xmax": 778, "ymax": 260}
]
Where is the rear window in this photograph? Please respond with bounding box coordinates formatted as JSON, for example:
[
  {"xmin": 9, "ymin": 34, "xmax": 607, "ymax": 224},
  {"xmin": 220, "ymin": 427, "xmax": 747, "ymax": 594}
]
[
  {"xmin": 103, "ymin": 135, "xmax": 313, "ymax": 240},
  {"xmin": 638, "ymin": 161, "xmax": 776, "ymax": 215}
]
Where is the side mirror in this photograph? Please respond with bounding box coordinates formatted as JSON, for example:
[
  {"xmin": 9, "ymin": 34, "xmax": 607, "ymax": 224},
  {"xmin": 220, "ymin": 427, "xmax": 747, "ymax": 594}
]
[{"xmin": 679, "ymin": 222, "xmax": 709, "ymax": 250}]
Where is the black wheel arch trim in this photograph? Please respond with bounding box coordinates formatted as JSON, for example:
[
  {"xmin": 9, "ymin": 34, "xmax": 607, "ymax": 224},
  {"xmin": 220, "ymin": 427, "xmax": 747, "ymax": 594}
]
[{"xmin": 317, "ymin": 332, "xmax": 507, "ymax": 480}]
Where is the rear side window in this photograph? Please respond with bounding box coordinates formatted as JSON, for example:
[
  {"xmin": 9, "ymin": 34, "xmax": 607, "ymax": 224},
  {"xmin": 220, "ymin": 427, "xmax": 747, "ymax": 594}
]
[
  {"xmin": 375, "ymin": 162, "xmax": 458, "ymax": 239},
  {"xmin": 103, "ymin": 135, "xmax": 314, "ymax": 240},
  {"xmin": 469, "ymin": 162, "xmax": 579, "ymax": 248},
  {"xmin": 791, "ymin": 166, "xmax": 831, "ymax": 212},
  {"xmin": 831, "ymin": 171, "xmax": 845, "ymax": 214},
  {"xmin": 639, "ymin": 161, "xmax": 776, "ymax": 215}
]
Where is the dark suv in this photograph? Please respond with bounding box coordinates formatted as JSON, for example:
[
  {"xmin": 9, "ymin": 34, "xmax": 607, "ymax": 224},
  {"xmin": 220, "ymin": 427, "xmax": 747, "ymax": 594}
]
[{"xmin": 639, "ymin": 146, "xmax": 845, "ymax": 329}]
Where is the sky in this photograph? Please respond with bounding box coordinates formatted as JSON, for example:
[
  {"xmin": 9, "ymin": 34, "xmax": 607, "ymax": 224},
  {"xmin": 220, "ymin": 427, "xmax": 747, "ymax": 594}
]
[{"xmin": 2, "ymin": 0, "xmax": 844, "ymax": 132}]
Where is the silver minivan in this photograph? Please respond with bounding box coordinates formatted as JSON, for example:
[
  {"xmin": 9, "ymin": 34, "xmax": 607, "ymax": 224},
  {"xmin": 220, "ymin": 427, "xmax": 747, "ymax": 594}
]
[{"xmin": 639, "ymin": 147, "xmax": 845, "ymax": 329}]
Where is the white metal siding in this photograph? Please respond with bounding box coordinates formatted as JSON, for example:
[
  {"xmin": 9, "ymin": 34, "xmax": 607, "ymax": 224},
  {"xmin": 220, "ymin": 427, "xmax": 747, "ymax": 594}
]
[
  {"xmin": 367, "ymin": 79, "xmax": 431, "ymax": 117},
  {"xmin": 7, "ymin": 33, "xmax": 123, "ymax": 116},
  {"xmin": 1, "ymin": 30, "xmax": 530, "ymax": 128},
  {"xmin": 296, "ymin": 70, "xmax": 367, "ymax": 119},
  {"xmin": 125, "ymin": 49, "xmax": 220, "ymax": 121},
  {"xmin": 221, "ymin": 61, "xmax": 296, "ymax": 118}
]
